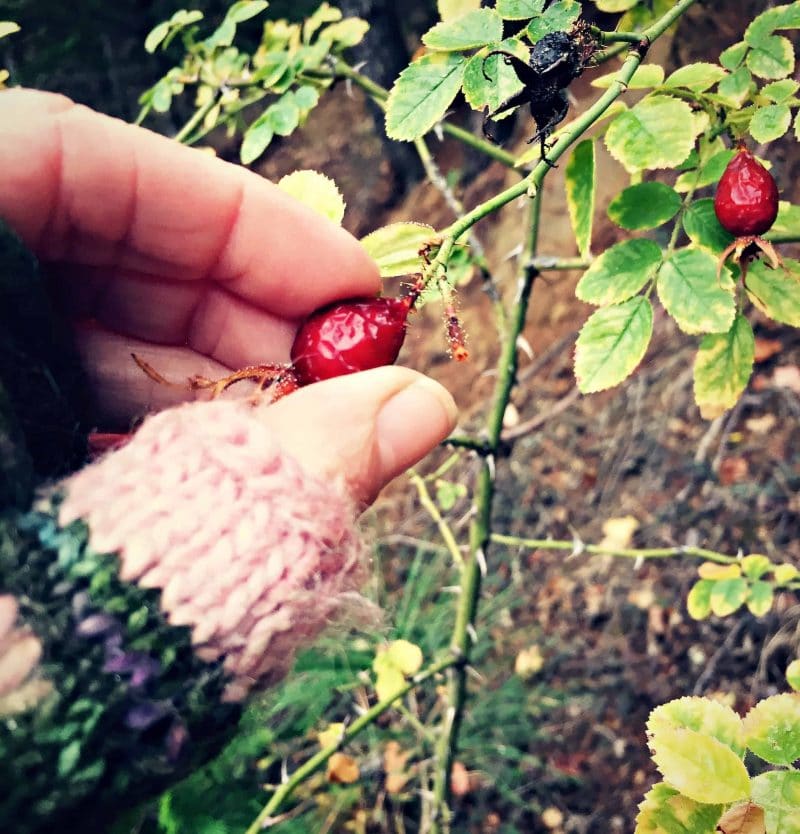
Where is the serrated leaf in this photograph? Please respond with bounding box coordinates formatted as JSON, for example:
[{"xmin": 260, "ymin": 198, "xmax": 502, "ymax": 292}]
[
  {"xmin": 682, "ymin": 199, "xmax": 735, "ymax": 255},
  {"xmin": 240, "ymin": 112, "xmax": 274, "ymax": 164},
  {"xmin": 693, "ymin": 314, "xmax": 754, "ymax": 420},
  {"xmin": 302, "ymin": 3, "xmax": 341, "ymax": 42},
  {"xmin": 698, "ymin": 562, "xmax": 742, "ymax": 581},
  {"xmin": 747, "ymin": 581, "xmax": 774, "ymax": 617},
  {"xmin": 762, "ymin": 79, "xmax": 800, "ymax": 103},
  {"xmin": 605, "ymin": 96, "xmax": 697, "ymax": 173},
  {"xmin": 675, "ymin": 151, "xmax": 735, "ymax": 193},
  {"xmin": 751, "ymin": 771, "xmax": 800, "ymax": 834},
  {"xmin": 526, "ymin": 0, "xmax": 581, "ymax": 42},
  {"xmin": 497, "ymin": 0, "xmax": 546, "ymax": 19},
  {"xmin": 750, "ymin": 104, "xmax": 792, "ymax": 142},
  {"xmin": 462, "ymin": 39, "xmax": 527, "ymax": 113},
  {"xmin": 786, "ymin": 660, "xmax": 800, "ymax": 692},
  {"xmin": 746, "ymin": 35, "xmax": 795, "ymax": 80},
  {"xmin": 575, "ymin": 297, "xmax": 653, "ymax": 393},
  {"xmin": 608, "ymin": 182, "xmax": 681, "ymax": 231},
  {"xmin": 745, "ymin": 3, "xmax": 800, "ymax": 46},
  {"xmin": 747, "ymin": 259, "xmax": 800, "ymax": 327},
  {"xmin": 650, "ymin": 727, "xmax": 750, "ymax": 805},
  {"xmin": 438, "ymin": 0, "xmax": 481, "ymax": 20},
  {"xmin": 716, "ymin": 66, "xmax": 755, "ymax": 108},
  {"xmin": 665, "ymin": 63, "xmax": 727, "ymax": 92},
  {"xmin": 576, "ymin": 239, "xmax": 661, "ymax": 306},
  {"xmin": 710, "ymin": 577, "xmax": 749, "ymax": 617},
  {"xmin": 768, "ymin": 202, "xmax": 800, "ymax": 241},
  {"xmin": 565, "ymin": 140, "xmax": 595, "ymax": 258},
  {"xmin": 592, "ymin": 63, "xmax": 665, "ymax": 89},
  {"xmin": 742, "ymin": 555, "xmax": 772, "ymax": 580},
  {"xmin": 277, "ymin": 170, "xmax": 345, "ymax": 225},
  {"xmin": 386, "ymin": 52, "xmax": 468, "ymax": 141},
  {"xmin": 687, "ymin": 580, "xmax": 714, "ymax": 620},
  {"xmin": 423, "ymin": 8, "xmax": 502, "ymax": 50},
  {"xmin": 359, "ymin": 222, "xmax": 438, "ymax": 278},
  {"xmin": 720, "ymin": 41, "xmax": 749, "ymax": 71},
  {"xmin": 648, "ymin": 696, "xmax": 746, "ymax": 756},
  {"xmin": 635, "ymin": 783, "xmax": 723, "ymax": 834},
  {"xmin": 657, "ymin": 248, "xmax": 735, "ymax": 335}
]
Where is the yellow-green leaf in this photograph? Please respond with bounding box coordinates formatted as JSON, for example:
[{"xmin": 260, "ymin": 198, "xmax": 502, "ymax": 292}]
[
  {"xmin": 746, "ymin": 35, "xmax": 794, "ymax": 80},
  {"xmin": 751, "ymin": 771, "xmax": 800, "ymax": 834},
  {"xmin": 710, "ymin": 577, "xmax": 749, "ymax": 617},
  {"xmin": 786, "ymin": 659, "xmax": 800, "ymax": 692},
  {"xmin": 592, "ymin": 63, "xmax": 665, "ymax": 89},
  {"xmin": 439, "ymin": 0, "xmax": 482, "ymax": 21},
  {"xmin": 742, "ymin": 555, "xmax": 772, "ymax": 580},
  {"xmin": 687, "ymin": 580, "xmax": 714, "ymax": 621},
  {"xmin": 385, "ymin": 640, "xmax": 423, "ymax": 675},
  {"xmin": 647, "ymin": 696, "xmax": 746, "ymax": 756},
  {"xmin": 423, "ymin": 8, "xmax": 502, "ymax": 50},
  {"xmin": 565, "ymin": 140, "xmax": 595, "ymax": 258},
  {"xmin": 576, "ymin": 239, "xmax": 661, "ymax": 306},
  {"xmin": 665, "ymin": 63, "xmax": 728, "ymax": 92},
  {"xmin": 0, "ymin": 21, "xmax": 20, "ymax": 39},
  {"xmin": 608, "ymin": 182, "xmax": 681, "ymax": 231},
  {"xmin": 635, "ymin": 782, "xmax": 723, "ymax": 834},
  {"xmin": 359, "ymin": 222, "xmax": 438, "ymax": 278},
  {"xmin": 693, "ymin": 314, "xmax": 754, "ymax": 420},
  {"xmin": 277, "ymin": 170, "xmax": 345, "ymax": 225},
  {"xmin": 746, "ymin": 581, "xmax": 774, "ymax": 617},
  {"xmin": 747, "ymin": 259, "xmax": 800, "ymax": 328}
]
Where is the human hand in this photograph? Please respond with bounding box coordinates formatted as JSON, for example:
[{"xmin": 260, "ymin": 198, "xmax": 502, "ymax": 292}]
[{"xmin": 0, "ymin": 89, "xmax": 457, "ymax": 504}]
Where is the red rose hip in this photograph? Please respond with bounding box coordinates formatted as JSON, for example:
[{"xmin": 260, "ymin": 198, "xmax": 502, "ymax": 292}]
[
  {"xmin": 290, "ymin": 296, "xmax": 411, "ymax": 385},
  {"xmin": 714, "ymin": 146, "xmax": 779, "ymax": 238}
]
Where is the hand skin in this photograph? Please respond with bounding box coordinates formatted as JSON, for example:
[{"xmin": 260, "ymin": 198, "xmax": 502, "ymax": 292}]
[{"xmin": 0, "ymin": 89, "xmax": 458, "ymax": 506}]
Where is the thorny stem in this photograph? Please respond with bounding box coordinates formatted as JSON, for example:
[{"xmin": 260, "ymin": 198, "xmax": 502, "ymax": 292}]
[
  {"xmin": 424, "ymin": 1, "xmax": 698, "ymax": 828},
  {"xmin": 244, "ymin": 653, "xmax": 458, "ymax": 834},
  {"xmin": 174, "ymin": 92, "xmax": 218, "ymax": 143},
  {"xmin": 490, "ymin": 534, "xmax": 739, "ymax": 565}
]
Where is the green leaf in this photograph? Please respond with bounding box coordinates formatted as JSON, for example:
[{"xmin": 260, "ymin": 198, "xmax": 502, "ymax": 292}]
[
  {"xmin": 58, "ymin": 740, "xmax": 82, "ymax": 777},
  {"xmin": 575, "ymin": 297, "xmax": 653, "ymax": 393},
  {"xmin": 438, "ymin": 0, "xmax": 482, "ymax": 21},
  {"xmin": 592, "ymin": 63, "xmax": 665, "ymax": 89},
  {"xmin": 634, "ymin": 783, "xmax": 723, "ymax": 834},
  {"xmin": 665, "ymin": 63, "xmax": 728, "ymax": 93},
  {"xmin": 226, "ymin": 1, "xmax": 269, "ymax": 24},
  {"xmin": 648, "ymin": 695, "xmax": 746, "ymax": 756},
  {"xmin": 746, "ymin": 581, "xmax": 775, "ymax": 616},
  {"xmin": 710, "ymin": 577, "xmax": 749, "ymax": 617},
  {"xmin": 526, "ymin": 0, "xmax": 582, "ymax": 42},
  {"xmin": 322, "ymin": 18, "xmax": 370, "ymax": 48},
  {"xmin": 767, "ymin": 201, "xmax": 800, "ymax": 240},
  {"xmin": 268, "ymin": 94, "xmax": 300, "ymax": 136},
  {"xmin": 293, "ymin": 84, "xmax": 320, "ymax": 112},
  {"xmin": 716, "ymin": 66, "xmax": 755, "ymax": 108},
  {"xmin": 742, "ymin": 554, "xmax": 772, "ymax": 580},
  {"xmin": 744, "ymin": 694, "xmax": 800, "ymax": 765},
  {"xmin": 675, "ymin": 151, "xmax": 735, "ymax": 193},
  {"xmin": 423, "ymin": 8, "xmax": 502, "ymax": 50},
  {"xmin": 787, "ymin": 659, "xmax": 800, "ymax": 692},
  {"xmin": 240, "ymin": 112, "xmax": 274, "ymax": 164},
  {"xmin": 693, "ymin": 314, "xmax": 754, "ymax": 421},
  {"xmin": 649, "ymin": 727, "xmax": 750, "ymax": 805},
  {"xmin": 302, "ymin": 3, "xmax": 341, "ymax": 42},
  {"xmin": 747, "ymin": 258, "xmax": 800, "ymax": 327},
  {"xmin": 359, "ymin": 222, "xmax": 438, "ymax": 278},
  {"xmin": 576, "ymin": 239, "xmax": 661, "ymax": 306},
  {"xmin": 462, "ymin": 39, "xmax": 527, "ymax": 113},
  {"xmin": 496, "ymin": 0, "xmax": 546, "ymax": 19},
  {"xmin": 687, "ymin": 580, "xmax": 714, "ymax": 620},
  {"xmin": 436, "ymin": 479, "xmax": 467, "ymax": 511},
  {"xmin": 745, "ymin": 3, "xmax": 800, "ymax": 46},
  {"xmin": 565, "ymin": 140, "xmax": 595, "ymax": 258},
  {"xmin": 605, "ymin": 96, "xmax": 697, "ymax": 173},
  {"xmin": 277, "ymin": 170, "xmax": 345, "ymax": 225},
  {"xmin": 386, "ymin": 52, "xmax": 468, "ymax": 141},
  {"xmin": 775, "ymin": 564, "xmax": 800, "ymax": 585},
  {"xmin": 144, "ymin": 20, "xmax": 171, "ymax": 53},
  {"xmin": 657, "ymin": 248, "xmax": 735, "ymax": 335},
  {"xmin": 762, "ymin": 79, "xmax": 800, "ymax": 103},
  {"xmin": 720, "ymin": 41, "xmax": 749, "ymax": 71},
  {"xmin": 682, "ymin": 199, "xmax": 735, "ymax": 255},
  {"xmin": 746, "ymin": 35, "xmax": 795, "ymax": 80},
  {"xmin": 608, "ymin": 182, "xmax": 681, "ymax": 231},
  {"xmin": 595, "ymin": 0, "xmax": 638, "ymax": 10},
  {"xmin": 750, "ymin": 104, "xmax": 792, "ymax": 142},
  {"xmin": 752, "ymin": 770, "xmax": 800, "ymax": 834}
]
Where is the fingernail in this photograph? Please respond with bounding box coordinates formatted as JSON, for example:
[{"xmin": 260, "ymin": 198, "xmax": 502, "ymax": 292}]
[{"xmin": 378, "ymin": 377, "xmax": 458, "ymax": 448}]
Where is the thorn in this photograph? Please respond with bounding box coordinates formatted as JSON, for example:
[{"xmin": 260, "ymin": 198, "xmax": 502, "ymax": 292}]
[
  {"xmin": 465, "ymin": 664, "xmax": 485, "ymax": 683},
  {"xmin": 517, "ymin": 334, "xmax": 534, "ymax": 359},
  {"xmin": 570, "ymin": 528, "xmax": 585, "ymax": 558},
  {"xmin": 467, "ymin": 623, "xmax": 478, "ymax": 644},
  {"xmin": 503, "ymin": 243, "xmax": 524, "ymax": 262},
  {"xmin": 280, "ymin": 757, "xmax": 289, "ymax": 784},
  {"xmin": 475, "ymin": 547, "xmax": 488, "ymax": 578}
]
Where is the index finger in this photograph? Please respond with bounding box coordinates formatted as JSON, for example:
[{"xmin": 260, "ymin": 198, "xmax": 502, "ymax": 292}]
[{"xmin": 0, "ymin": 89, "xmax": 380, "ymax": 318}]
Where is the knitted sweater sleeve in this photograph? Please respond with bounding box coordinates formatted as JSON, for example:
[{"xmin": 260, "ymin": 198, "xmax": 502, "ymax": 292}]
[{"xmin": 0, "ymin": 397, "xmax": 367, "ymax": 833}]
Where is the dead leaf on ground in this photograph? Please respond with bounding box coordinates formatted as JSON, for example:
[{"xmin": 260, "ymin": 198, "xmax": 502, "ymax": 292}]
[
  {"xmin": 772, "ymin": 365, "xmax": 800, "ymax": 393},
  {"xmin": 515, "ymin": 645, "xmax": 545, "ymax": 680},
  {"xmin": 383, "ymin": 740, "xmax": 412, "ymax": 794},
  {"xmin": 599, "ymin": 516, "xmax": 639, "ymax": 550},
  {"xmin": 753, "ymin": 337, "xmax": 782, "ymax": 363},
  {"xmin": 450, "ymin": 761, "xmax": 472, "ymax": 796},
  {"xmin": 327, "ymin": 752, "xmax": 360, "ymax": 784},
  {"xmin": 718, "ymin": 456, "xmax": 749, "ymax": 486},
  {"xmin": 745, "ymin": 414, "xmax": 777, "ymax": 434}
]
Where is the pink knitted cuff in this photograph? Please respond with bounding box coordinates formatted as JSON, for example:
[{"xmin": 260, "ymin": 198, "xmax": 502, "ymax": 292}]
[{"xmin": 56, "ymin": 399, "xmax": 368, "ymax": 701}]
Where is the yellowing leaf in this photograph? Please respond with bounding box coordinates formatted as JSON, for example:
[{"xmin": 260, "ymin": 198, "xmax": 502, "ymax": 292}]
[
  {"xmin": 385, "ymin": 640, "xmax": 424, "ymax": 675},
  {"xmin": 787, "ymin": 659, "xmax": 800, "ymax": 691},
  {"xmin": 318, "ymin": 722, "xmax": 345, "ymax": 749},
  {"xmin": 698, "ymin": 562, "xmax": 742, "ymax": 580},
  {"xmin": 717, "ymin": 802, "xmax": 766, "ymax": 834},
  {"xmin": 515, "ymin": 645, "xmax": 544, "ymax": 680},
  {"xmin": 277, "ymin": 170, "xmax": 345, "ymax": 225},
  {"xmin": 774, "ymin": 564, "xmax": 799, "ymax": 585},
  {"xmin": 327, "ymin": 752, "xmax": 360, "ymax": 783},
  {"xmin": 599, "ymin": 515, "xmax": 639, "ymax": 550},
  {"xmin": 384, "ymin": 741, "xmax": 412, "ymax": 794},
  {"xmin": 437, "ymin": 0, "xmax": 481, "ymax": 21},
  {"xmin": 375, "ymin": 666, "xmax": 406, "ymax": 702}
]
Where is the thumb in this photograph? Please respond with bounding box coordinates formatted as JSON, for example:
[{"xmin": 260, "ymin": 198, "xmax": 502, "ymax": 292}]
[{"xmin": 260, "ymin": 366, "xmax": 458, "ymax": 507}]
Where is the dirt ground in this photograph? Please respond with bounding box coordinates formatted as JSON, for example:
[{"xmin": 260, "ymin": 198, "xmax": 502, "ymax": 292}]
[{"xmin": 252, "ymin": 5, "xmax": 800, "ymax": 829}]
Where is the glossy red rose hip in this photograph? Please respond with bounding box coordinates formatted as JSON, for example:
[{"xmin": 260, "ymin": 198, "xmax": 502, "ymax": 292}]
[
  {"xmin": 290, "ymin": 296, "xmax": 411, "ymax": 385},
  {"xmin": 714, "ymin": 146, "xmax": 779, "ymax": 238}
]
